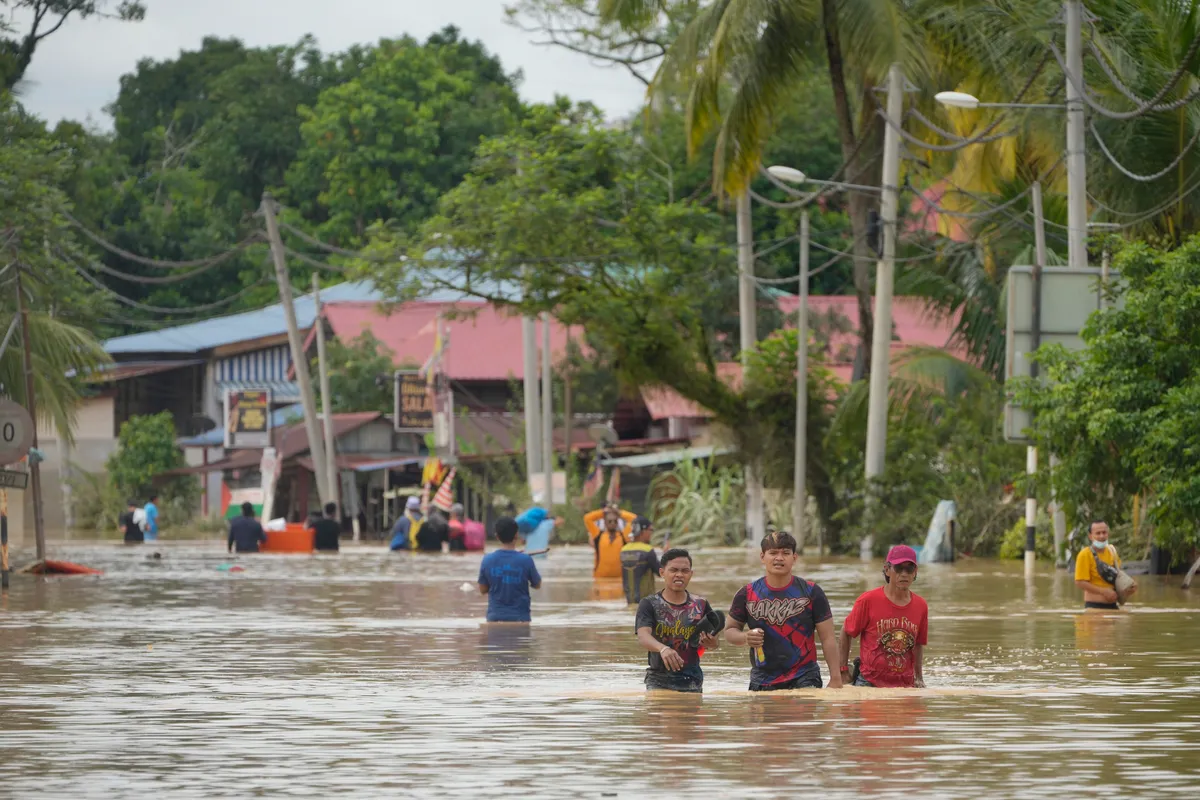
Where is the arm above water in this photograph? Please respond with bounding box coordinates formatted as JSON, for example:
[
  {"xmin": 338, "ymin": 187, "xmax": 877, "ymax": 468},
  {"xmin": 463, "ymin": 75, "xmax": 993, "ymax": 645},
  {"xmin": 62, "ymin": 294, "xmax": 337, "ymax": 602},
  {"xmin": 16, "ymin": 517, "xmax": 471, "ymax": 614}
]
[
  {"xmin": 815, "ymin": 618, "xmax": 842, "ymax": 688},
  {"xmin": 528, "ymin": 557, "xmax": 542, "ymax": 590},
  {"xmin": 1075, "ymin": 579, "xmax": 1117, "ymax": 603},
  {"xmin": 913, "ymin": 644, "xmax": 925, "ymax": 688},
  {"xmin": 723, "ymin": 588, "xmax": 762, "ymax": 647}
]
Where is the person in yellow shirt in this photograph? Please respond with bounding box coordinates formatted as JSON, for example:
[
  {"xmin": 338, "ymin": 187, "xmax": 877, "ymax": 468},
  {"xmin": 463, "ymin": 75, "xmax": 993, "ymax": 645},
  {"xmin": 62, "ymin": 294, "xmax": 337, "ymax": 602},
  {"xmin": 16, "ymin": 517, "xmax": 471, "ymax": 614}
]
[
  {"xmin": 1074, "ymin": 520, "xmax": 1136, "ymax": 610},
  {"xmin": 584, "ymin": 503, "xmax": 635, "ymax": 578}
]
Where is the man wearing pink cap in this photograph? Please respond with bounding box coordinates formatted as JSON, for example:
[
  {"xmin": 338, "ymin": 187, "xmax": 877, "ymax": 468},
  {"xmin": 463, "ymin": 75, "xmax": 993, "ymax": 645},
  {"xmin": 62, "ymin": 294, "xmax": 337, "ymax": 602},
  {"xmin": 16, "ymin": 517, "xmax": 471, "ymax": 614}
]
[{"xmin": 838, "ymin": 544, "xmax": 929, "ymax": 688}]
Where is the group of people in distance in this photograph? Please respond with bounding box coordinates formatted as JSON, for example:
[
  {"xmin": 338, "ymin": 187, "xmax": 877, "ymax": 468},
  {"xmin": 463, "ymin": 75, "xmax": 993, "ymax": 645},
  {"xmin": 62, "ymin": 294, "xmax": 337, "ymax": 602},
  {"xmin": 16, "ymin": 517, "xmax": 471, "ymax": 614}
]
[
  {"xmin": 388, "ymin": 496, "xmax": 472, "ymax": 552},
  {"xmin": 634, "ymin": 530, "xmax": 928, "ymax": 693},
  {"xmin": 119, "ymin": 495, "xmax": 160, "ymax": 544}
]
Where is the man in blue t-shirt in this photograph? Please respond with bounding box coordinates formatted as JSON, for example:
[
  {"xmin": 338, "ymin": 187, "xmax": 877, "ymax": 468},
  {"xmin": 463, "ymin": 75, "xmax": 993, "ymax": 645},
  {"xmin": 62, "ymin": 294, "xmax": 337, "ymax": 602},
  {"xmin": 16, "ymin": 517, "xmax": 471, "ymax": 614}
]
[{"xmin": 477, "ymin": 516, "xmax": 542, "ymax": 622}]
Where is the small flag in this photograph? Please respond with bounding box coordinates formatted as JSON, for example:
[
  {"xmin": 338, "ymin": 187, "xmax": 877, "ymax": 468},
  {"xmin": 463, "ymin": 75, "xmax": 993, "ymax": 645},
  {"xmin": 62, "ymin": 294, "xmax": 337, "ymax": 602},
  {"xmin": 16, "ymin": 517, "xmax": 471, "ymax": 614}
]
[
  {"xmin": 606, "ymin": 467, "xmax": 621, "ymax": 504},
  {"xmin": 581, "ymin": 458, "xmax": 603, "ymax": 500},
  {"xmin": 419, "ymin": 481, "xmax": 432, "ymax": 514},
  {"xmin": 433, "ymin": 467, "xmax": 456, "ymax": 512}
]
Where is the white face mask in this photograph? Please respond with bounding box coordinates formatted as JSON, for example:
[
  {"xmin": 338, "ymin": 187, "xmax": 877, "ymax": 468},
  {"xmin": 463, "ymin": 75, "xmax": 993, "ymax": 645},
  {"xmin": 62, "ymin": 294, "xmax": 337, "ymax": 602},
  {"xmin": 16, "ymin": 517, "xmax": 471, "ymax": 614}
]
[{"xmin": 1091, "ymin": 539, "xmax": 1108, "ymax": 551}]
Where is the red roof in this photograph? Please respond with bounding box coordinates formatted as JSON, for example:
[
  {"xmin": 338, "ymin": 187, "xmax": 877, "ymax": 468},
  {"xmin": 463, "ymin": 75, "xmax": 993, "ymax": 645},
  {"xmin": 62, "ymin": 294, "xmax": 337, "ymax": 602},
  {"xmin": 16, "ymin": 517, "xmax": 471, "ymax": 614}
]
[
  {"xmin": 640, "ymin": 363, "xmax": 743, "ymax": 420},
  {"xmin": 906, "ymin": 181, "xmax": 970, "ymax": 242},
  {"xmin": 318, "ymin": 301, "xmax": 572, "ymax": 381}
]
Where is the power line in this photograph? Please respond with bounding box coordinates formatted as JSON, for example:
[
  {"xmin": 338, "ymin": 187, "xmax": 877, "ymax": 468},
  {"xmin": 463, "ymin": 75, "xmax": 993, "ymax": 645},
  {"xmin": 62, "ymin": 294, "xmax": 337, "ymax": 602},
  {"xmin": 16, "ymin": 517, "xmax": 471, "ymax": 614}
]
[
  {"xmin": 71, "ymin": 258, "xmax": 274, "ymax": 316},
  {"xmin": 1049, "ymin": 37, "xmax": 1200, "ymax": 120},
  {"xmin": 61, "ymin": 210, "xmax": 262, "ymax": 270},
  {"xmin": 1088, "ymin": 118, "xmax": 1200, "ymax": 183}
]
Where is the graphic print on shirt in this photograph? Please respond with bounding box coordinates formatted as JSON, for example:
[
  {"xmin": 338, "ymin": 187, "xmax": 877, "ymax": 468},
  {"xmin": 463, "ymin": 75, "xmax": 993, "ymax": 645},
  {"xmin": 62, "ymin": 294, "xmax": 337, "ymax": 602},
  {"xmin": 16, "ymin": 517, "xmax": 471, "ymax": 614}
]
[
  {"xmin": 635, "ymin": 592, "xmax": 713, "ymax": 681},
  {"xmin": 728, "ymin": 577, "xmax": 832, "ymax": 686},
  {"xmin": 874, "ymin": 617, "xmax": 920, "ymax": 675}
]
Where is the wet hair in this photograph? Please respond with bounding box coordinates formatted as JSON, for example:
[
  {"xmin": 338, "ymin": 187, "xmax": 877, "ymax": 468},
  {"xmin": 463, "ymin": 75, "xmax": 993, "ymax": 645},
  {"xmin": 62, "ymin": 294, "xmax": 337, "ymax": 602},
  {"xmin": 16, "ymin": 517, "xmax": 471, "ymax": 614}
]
[
  {"xmin": 324, "ymin": 503, "xmax": 337, "ymax": 517},
  {"xmin": 241, "ymin": 501, "xmax": 254, "ymax": 517},
  {"xmin": 760, "ymin": 530, "xmax": 797, "ymax": 553},
  {"xmin": 495, "ymin": 516, "xmax": 519, "ymax": 544},
  {"xmin": 1089, "ymin": 520, "xmax": 1108, "ymax": 535},
  {"xmin": 660, "ymin": 547, "xmax": 692, "ymax": 567}
]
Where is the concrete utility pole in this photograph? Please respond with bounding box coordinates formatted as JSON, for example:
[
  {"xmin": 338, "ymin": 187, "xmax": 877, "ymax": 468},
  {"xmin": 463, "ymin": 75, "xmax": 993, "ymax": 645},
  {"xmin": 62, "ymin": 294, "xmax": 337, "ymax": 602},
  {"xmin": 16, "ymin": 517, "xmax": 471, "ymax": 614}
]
[
  {"xmin": 793, "ymin": 211, "xmax": 810, "ymax": 551},
  {"xmin": 862, "ymin": 62, "xmax": 905, "ymax": 560},
  {"xmin": 541, "ymin": 313, "xmax": 554, "ymax": 509},
  {"xmin": 736, "ymin": 191, "xmax": 764, "ymax": 543},
  {"xmin": 261, "ymin": 193, "xmax": 330, "ymax": 506},
  {"xmin": 522, "ymin": 314, "xmax": 541, "ymax": 484},
  {"xmin": 312, "ymin": 273, "xmax": 339, "ymax": 519},
  {"xmin": 1064, "ymin": 0, "xmax": 1089, "ymax": 272},
  {"xmin": 15, "ymin": 272, "xmax": 46, "ymax": 562},
  {"xmin": 1026, "ymin": 182, "xmax": 1048, "ymax": 578}
]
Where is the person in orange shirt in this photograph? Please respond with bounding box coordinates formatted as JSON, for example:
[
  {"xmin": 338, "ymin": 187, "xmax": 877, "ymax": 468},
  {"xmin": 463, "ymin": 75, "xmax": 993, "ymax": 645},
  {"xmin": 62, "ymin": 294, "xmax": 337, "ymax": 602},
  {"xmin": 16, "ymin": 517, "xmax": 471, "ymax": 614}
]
[{"xmin": 585, "ymin": 503, "xmax": 635, "ymax": 578}]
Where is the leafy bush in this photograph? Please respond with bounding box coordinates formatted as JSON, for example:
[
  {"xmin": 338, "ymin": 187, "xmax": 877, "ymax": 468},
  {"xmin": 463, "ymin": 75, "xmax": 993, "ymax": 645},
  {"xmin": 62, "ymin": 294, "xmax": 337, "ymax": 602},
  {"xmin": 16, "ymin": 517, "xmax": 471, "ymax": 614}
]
[
  {"xmin": 650, "ymin": 458, "xmax": 745, "ymax": 546},
  {"xmin": 105, "ymin": 412, "xmax": 198, "ymax": 528}
]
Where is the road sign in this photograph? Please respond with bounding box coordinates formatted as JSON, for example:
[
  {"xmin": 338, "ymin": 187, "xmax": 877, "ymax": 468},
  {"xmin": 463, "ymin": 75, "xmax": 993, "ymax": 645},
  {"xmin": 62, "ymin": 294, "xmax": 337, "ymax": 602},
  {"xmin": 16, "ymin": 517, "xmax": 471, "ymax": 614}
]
[
  {"xmin": 0, "ymin": 470, "xmax": 29, "ymax": 490},
  {"xmin": 1004, "ymin": 266, "xmax": 1124, "ymax": 442},
  {"xmin": 0, "ymin": 399, "xmax": 34, "ymax": 465}
]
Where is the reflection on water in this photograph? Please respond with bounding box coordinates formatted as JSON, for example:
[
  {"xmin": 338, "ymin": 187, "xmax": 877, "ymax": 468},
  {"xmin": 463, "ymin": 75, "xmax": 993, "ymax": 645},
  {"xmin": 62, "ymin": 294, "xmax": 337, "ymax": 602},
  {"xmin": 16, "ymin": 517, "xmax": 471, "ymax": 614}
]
[{"xmin": 0, "ymin": 541, "xmax": 1198, "ymax": 798}]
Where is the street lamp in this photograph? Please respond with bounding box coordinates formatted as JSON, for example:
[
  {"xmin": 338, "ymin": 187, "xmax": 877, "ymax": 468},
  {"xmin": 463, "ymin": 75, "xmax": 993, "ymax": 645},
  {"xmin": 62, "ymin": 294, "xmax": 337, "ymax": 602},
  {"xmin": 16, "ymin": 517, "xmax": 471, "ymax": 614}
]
[{"xmin": 765, "ymin": 164, "xmax": 882, "ymax": 554}]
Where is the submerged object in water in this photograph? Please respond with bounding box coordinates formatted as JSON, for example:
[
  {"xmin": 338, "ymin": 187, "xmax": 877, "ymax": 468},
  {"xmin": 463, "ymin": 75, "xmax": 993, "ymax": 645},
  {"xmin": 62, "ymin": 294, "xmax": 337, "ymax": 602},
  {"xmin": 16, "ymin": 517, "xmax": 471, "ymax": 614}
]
[{"xmin": 21, "ymin": 560, "xmax": 102, "ymax": 576}]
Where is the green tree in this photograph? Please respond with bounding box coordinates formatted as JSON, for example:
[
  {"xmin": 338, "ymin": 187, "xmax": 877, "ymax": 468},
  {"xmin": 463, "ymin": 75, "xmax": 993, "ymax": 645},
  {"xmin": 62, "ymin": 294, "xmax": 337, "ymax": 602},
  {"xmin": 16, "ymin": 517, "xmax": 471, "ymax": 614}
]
[
  {"xmin": 1014, "ymin": 236, "xmax": 1200, "ymax": 563},
  {"xmin": 284, "ymin": 27, "xmax": 523, "ymax": 246},
  {"xmin": 106, "ymin": 411, "xmax": 183, "ymax": 498},
  {"xmin": 318, "ymin": 331, "xmax": 410, "ymax": 413},
  {"xmin": 0, "ymin": 0, "xmax": 145, "ymax": 90}
]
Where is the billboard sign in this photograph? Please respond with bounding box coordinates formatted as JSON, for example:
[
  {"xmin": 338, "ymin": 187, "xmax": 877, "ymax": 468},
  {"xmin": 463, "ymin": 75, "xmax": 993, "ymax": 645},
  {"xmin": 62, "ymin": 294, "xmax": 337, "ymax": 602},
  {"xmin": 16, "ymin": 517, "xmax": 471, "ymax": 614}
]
[
  {"xmin": 224, "ymin": 389, "xmax": 272, "ymax": 449},
  {"xmin": 395, "ymin": 370, "xmax": 434, "ymax": 433}
]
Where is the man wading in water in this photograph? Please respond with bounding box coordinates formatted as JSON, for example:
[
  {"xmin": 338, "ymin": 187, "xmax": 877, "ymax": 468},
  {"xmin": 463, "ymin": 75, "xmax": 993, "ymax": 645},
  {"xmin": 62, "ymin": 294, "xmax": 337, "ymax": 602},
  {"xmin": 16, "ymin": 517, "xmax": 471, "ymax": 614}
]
[
  {"xmin": 1074, "ymin": 520, "xmax": 1137, "ymax": 610},
  {"xmin": 588, "ymin": 503, "xmax": 633, "ymax": 579},
  {"xmin": 724, "ymin": 531, "xmax": 842, "ymax": 690},
  {"xmin": 634, "ymin": 548, "xmax": 720, "ymax": 692},
  {"xmin": 839, "ymin": 544, "xmax": 928, "ymax": 688}
]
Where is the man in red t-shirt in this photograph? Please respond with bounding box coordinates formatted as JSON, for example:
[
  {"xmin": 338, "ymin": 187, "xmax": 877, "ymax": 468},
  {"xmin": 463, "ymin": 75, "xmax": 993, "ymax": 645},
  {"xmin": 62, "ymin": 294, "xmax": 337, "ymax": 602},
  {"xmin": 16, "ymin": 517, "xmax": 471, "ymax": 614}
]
[{"xmin": 839, "ymin": 544, "xmax": 929, "ymax": 688}]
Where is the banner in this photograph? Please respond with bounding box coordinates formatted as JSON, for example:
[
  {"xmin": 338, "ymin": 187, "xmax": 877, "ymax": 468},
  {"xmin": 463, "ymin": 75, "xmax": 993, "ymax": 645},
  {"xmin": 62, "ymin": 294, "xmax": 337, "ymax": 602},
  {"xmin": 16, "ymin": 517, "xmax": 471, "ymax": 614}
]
[
  {"xmin": 394, "ymin": 370, "xmax": 434, "ymax": 432},
  {"xmin": 224, "ymin": 389, "xmax": 272, "ymax": 448},
  {"xmin": 259, "ymin": 447, "xmax": 280, "ymax": 522}
]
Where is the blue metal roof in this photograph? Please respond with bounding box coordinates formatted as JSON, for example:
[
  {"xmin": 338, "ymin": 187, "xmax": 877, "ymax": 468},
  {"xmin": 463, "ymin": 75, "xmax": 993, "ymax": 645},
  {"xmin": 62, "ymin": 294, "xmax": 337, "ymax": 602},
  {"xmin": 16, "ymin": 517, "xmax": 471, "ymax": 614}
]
[{"xmin": 105, "ymin": 281, "xmax": 383, "ymax": 355}]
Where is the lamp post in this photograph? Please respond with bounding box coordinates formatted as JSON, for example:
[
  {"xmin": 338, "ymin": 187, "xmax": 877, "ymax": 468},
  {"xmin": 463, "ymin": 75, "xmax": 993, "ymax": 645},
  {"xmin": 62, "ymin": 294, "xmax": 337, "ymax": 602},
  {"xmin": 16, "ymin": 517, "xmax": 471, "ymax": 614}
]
[{"xmin": 766, "ymin": 164, "xmax": 882, "ymax": 555}]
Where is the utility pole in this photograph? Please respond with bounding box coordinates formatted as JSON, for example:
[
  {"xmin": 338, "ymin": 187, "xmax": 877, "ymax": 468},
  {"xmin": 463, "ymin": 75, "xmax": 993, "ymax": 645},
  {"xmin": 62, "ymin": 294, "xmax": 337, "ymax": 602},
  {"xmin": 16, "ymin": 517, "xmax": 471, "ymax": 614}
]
[
  {"xmin": 540, "ymin": 312, "xmax": 554, "ymax": 510},
  {"xmin": 312, "ymin": 273, "xmax": 339, "ymax": 522},
  {"xmin": 1026, "ymin": 182, "xmax": 1047, "ymax": 578},
  {"xmin": 862, "ymin": 62, "xmax": 905, "ymax": 560},
  {"xmin": 1064, "ymin": 0, "xmax": 1089, "ymax": 272},
  {"xmin": 521, "ymin": 314, "xmax": 541, "ymax": 484},
  {"xmin": 261, "ymin": 193, "xmax": 330, "ymax": 506},
  {"xmin": 15, "ymin": 272, "xmax": 46, "ymax": 562},
  {"xmin": 736, "ymin": 191, "xmax": 764, "ymax": 543},
  {"xmin": 793, "ymin": 211, "xmax": 810, "ymax": 551},
  {"xmin": 563, "ymin": 327, "xmax": 573, "ymax": 512}
]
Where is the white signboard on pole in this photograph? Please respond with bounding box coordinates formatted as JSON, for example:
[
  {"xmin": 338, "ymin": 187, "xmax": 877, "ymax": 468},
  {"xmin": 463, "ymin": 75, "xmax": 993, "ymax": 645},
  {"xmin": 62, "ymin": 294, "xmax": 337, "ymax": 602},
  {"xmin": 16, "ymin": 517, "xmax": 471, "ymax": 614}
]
[{"xmin": 0, "ymin": 399, "xmax": 34, "ymax": 466}]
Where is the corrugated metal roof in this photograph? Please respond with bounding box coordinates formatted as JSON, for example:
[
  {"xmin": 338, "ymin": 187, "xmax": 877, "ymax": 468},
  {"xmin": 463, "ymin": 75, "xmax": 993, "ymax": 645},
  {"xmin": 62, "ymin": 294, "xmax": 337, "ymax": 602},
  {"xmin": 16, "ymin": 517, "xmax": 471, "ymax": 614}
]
[
  {"xmin": 600, "ymin": 445, "xmax": 734, "ymax": 468},
  {"xmin": 104, "ymin": 274, "xmax": 517, "ymax": 357},
  {"xmin": 214, "ymin": 380, "xmax": 300, "ymax": 401}
]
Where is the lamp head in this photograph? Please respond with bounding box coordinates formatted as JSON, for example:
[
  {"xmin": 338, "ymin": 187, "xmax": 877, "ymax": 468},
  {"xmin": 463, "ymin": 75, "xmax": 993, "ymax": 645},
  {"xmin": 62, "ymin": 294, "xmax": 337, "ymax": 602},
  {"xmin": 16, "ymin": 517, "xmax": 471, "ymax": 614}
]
[
  {"xmin": 766, "ymin": 165, "xmax": 807, "ymax": 184},
  {"xmin": 935, "ymin": 91, "xmax": 980, "ymax": 110}
]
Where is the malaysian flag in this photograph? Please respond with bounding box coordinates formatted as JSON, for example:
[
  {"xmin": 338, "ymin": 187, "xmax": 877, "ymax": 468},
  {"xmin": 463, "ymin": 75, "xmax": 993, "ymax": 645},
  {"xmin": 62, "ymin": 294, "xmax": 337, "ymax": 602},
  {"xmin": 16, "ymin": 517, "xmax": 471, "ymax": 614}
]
[
  {"xmin": 581, "ymin": 458, "xmax": 603, "ymax": 501},
  {"xmin": 606, "ymin": 467, "xmax": 621, "ymax": 504}
]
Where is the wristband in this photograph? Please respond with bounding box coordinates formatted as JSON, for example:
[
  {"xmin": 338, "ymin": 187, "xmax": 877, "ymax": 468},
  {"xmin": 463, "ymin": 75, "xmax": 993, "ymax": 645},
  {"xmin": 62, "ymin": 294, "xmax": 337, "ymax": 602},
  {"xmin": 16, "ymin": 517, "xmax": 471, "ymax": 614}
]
[{"xmin": 659, "ymin": 646, "xmax": 670, "ymax": 656}]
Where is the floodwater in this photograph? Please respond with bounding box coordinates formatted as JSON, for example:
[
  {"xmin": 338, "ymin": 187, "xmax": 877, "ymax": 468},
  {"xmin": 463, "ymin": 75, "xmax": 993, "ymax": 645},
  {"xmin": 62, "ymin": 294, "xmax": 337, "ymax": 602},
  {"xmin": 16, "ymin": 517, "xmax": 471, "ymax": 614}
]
[{"xmin": 0, "ymin": 542, "xmax": 1198, "ymax": 799}]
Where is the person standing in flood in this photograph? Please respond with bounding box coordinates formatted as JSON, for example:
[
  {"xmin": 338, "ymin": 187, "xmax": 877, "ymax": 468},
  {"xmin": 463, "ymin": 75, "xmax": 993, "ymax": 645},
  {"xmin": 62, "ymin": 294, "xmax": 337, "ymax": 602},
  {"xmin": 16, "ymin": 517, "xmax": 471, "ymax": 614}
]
[
  {"xmin": 143, "ymin": 494, "xmax": 160, "ymax": 542},
  {"xmin": 228, "ymin": 502, "xmax": 267, "ymax": 554},
  {"xmin": 839, "ymin": 544, "xmax": 929, "ymax": 688},
  {"xmin": 724, "ymin": 530, "xmax": 842, "ymax": 690},
  {"xmin": 620, "ymin": 516, "xmax": 661, "ymax": 605},
  {"xmin": 634, "ymin": 548, "xmax": 719, "ymax": 693},
  {"xmin": 589, "ymin": 503, "xmax": 632, "ymax": 578},
  {"xmin": 311, "ymin": 503, "xmax": 341, "ymax": 552},
  {"xmin": 1074, "ymin": 520, "xmax": 1136, "ymax": 610},
  {"xmin": 120, "ymin": 500, "xmax": 144, "ymax": 544},
  {"xmin": 389, "ymin": 496, "xmax": 424, "ymax": 551},
  {"xmin": 477, "ymin": 516, "xmax": 542, "ymax": 623}
]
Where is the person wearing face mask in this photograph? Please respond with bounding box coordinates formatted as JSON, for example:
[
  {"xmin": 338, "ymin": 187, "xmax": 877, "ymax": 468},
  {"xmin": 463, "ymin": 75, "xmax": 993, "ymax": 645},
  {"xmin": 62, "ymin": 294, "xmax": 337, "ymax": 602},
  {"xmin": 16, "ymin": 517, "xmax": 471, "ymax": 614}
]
[
  {"xmin": 838, "ymin": 545, "xmax": 929, "ymax": 688},
  {"xmin": 1074, "ymin": 520, "xmax": 1137, "ymax": 610}
]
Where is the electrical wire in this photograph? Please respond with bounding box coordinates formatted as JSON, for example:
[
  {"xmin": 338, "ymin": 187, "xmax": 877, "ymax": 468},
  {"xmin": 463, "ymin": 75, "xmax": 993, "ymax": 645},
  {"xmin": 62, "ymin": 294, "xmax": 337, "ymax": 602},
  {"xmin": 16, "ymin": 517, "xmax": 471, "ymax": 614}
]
[
  {"xmin": 78, "ymin": 239, "xmax": 263, "ymax": 285},
  {"xmin": 282, "ymin": 246, "xmax": 354, "ymax": 274},
  {"xmin": 1088, "ymin": 118, "xmax": 1200, "ymax": 182},
  {"xmin": 71, "ymin": 260, "xmax": 274, "ymax": 315},
  {"xmin": 1049, "ymin": 38, "xmax": 1200, "ymax": 120},
  {"xmin": 62, "ymin": 210, "xmax": 262, "ymax": 270},
  {"xmin": 279, "ymin": 223, "xmax": 368, "ymax": 258}
]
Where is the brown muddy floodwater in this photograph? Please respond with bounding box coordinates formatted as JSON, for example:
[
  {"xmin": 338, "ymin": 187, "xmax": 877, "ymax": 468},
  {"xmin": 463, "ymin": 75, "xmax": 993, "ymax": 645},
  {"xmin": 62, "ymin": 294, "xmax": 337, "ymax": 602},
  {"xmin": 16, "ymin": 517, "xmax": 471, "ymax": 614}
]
[{"xmin": 0, "ymin": 540, "xmax": 1197, "ymax": 799}]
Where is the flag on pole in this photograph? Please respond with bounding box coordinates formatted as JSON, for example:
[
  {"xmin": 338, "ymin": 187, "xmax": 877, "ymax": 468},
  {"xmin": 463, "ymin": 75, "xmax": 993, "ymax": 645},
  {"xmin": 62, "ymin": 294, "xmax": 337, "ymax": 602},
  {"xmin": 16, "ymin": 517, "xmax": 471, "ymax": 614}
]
[
  {"xmin": 433, "ymin": 467, "xmax": 456, "ymax": 512},
  {"xmin": 581, "ymin": 458, "xmax": 603, "ymax": 501},
  {"xmin": 606, "ymin": 467, "xmax": 621, "ymax": 504},
  {"xmin": 419, "ymin": 481, "xmax": 432, "ymax": 514}
]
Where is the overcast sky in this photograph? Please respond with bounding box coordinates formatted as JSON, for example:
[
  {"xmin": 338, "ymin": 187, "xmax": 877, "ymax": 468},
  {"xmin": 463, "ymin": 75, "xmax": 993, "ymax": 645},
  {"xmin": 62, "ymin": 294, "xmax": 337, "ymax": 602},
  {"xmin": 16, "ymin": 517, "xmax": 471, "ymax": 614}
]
[{"xmin": 18, "ymin": 0, "xmax": 648, "ymax": 128}]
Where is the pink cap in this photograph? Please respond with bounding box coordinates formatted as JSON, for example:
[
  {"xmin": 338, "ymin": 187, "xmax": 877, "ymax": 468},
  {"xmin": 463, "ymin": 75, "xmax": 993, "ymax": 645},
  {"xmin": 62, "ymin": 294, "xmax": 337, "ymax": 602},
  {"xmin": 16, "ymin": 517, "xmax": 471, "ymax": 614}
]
[{"xmin": 885, "ymin": 545, "xmax": 918, "ymax": 565}]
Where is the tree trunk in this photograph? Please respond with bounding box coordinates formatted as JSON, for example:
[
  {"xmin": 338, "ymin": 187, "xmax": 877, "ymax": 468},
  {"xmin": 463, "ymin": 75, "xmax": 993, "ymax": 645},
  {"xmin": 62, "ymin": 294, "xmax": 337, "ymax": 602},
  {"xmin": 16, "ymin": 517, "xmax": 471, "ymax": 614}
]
[{"xmin": 821, "ymin": 0, "xmax": 878, "ymax": 381}]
